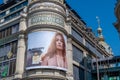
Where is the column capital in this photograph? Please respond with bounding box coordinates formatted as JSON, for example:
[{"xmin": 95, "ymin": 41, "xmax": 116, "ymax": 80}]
[
  {"xmin": 20, "ymin": 12, "xmax": 27, "ymax": 20},
  {"xmin": 18, "ymin": 34, "xmax": 25, "ymax": 40}
]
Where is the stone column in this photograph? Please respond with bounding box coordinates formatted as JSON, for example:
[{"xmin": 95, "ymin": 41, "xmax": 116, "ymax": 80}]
[
  {"xmin": 66, "ymin": 38, "xmax": 74, "ymax": 80},
  {"xmin": 14, "ymin": 13, "xmax": 27, "ymax": 79},
  {"xmin": 83, "ymin": 51, "xmax": 87, "ymax": 80}
]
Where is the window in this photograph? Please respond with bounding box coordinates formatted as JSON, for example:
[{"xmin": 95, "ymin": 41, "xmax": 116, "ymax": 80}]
[
  {"xmin": 10, "ymin": 13, "xmax": 17, "ymax": 19},
  {"xmin": 72, "ymin": 45, "xmax": 84, "ymax": 65},
  {"xmin": 0, "ymin": 23, "xmax": 19, "ymax": 39},
  {"xmin": 86, "ymin": 54, "xmax": 92, "ymax": 70},
  {"xmin": 12, "ymin": 24, "xmax": 19, "ymax": 34},
  {"xmin": 73, "ymin": 65, "xmax": 85, "ymax": 80},
  {"xmin": 73, "ymin": 65, "xmax": 80, "ymax": 80},
  {"xmin": 6, "ymin": 28, "xmax": 9, "ymax": 36},
  {"xmin": 86, "ymin": 41, "xmax": 103, "ymax": 58},
  {"xmin": 4, "ymin": 29, "xmax": 7, "ymax": 37},
  {"xmin": 7, "ymin": 27, "xmax": 12, "ymax": 36},
  {"xmin": 72, "ymin": 28, "xmax": 83, "ymax": 43},
  {"xmin": 0, "ymin": 32, "xmax": 1, "ymax": 39},
  {"xmin": 0, "ymin": 61, "xmax": 9, "ymax": 77},
  {"xmin": 86, "ymin": 41, "xmax": 95, "ymax": 52},
  {"xmin": 1, "ymin": 30, "xmax": 5, "ymax": 38},
  {"xmin": 5, "ymin": 44, "xmax": 11, "ymax": 56},
  {"xmin": 10, "ymin": 1, "xmax": 28, "ymax": 13},
  {"xmin": 0, "ymin": 41, "xmax": 17, "ymax": 58},
  {"xmin": 0, "ymin": 59, "xmax": 16, "ymax": 77},
  {"xmin": 0, "ymin": 12, "xmax": 5, "ymax": 18},
  {"xmin": 22, "ymin": 1, "xmax": 28, "ymax": 6},
  {"xmin": 9, "ymin": 59, "xmax": 16, "ymax": 75},
  {"xmin": 10, "ymin": 7, "xmax": 16, "ymax": 13},
  {"xmin": 0, "ymin": 41, "xmax": 17, "ymax": 77},
  {"xmin": 5, "ymin": 16, "xmax": 11, "ymax": 21},
  {"xmin": 0, "ymin": 46, "xmax": 4, "ymax": 57},
  {"xmin": 86, "ymin": 71, "xmax": 92, "ymax": 80},
  {"xmin": 79, "ymin": 67, "xmax": 85, "ymax": 80},
  {"xmin": 16, "ymin": 4, "xmax": 22, "ymax": 10},
  {"xmin": 4, "ymin": 10, "xmax": 22, "ymax": 22},
  {"xmin": 95, "ymin": 50, "xmax": 103, "ymax": 58},
  {"xmin": 11, "ymin": 41, "xmax": 17, "ymax": 57}
]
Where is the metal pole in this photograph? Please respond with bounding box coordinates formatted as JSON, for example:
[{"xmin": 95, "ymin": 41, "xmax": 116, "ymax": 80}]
[{"xmin": 96, "ymin": 58, "xmax": 100, "ymax": 80}]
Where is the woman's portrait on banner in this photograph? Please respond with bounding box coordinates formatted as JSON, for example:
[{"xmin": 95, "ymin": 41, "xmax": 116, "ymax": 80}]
[{"xmin": 26, "ymin": 31, "xmax": 67, "ymax": 70}]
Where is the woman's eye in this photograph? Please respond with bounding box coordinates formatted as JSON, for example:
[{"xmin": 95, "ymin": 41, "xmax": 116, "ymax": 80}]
[
  {"xmin": 56, "ymin": 39, "xmax": 59, "ymax": 41},
  {"xmin": 60, "ymin": 40, "xmax": 63, "ymax": 42}
]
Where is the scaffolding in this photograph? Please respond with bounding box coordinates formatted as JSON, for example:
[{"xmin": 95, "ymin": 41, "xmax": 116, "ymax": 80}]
[{"xmin": 92, "ymin": 56, "xmax": 120, "ymax": 80}]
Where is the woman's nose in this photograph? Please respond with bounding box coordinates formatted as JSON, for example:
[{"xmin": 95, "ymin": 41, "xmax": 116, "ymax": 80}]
[{"xmin": 58, "ymin": 41, "xmax": 61, "ymax": 44}]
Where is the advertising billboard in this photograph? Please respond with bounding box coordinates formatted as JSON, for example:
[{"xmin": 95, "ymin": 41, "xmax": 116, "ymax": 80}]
[{"xmin": 26, "ymin": 31, "xmax": 67, "ymax": 71}]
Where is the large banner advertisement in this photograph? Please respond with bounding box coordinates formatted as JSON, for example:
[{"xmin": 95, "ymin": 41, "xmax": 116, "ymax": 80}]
[{"xmin": 26, "ymin": 31, "xmax": 67, "ymax": 71}]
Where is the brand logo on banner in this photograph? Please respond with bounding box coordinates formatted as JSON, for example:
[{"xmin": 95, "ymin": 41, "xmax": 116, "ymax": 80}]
[{"xmin": 28, "ymin": 13, "xmax": 64, "ymax": 27}]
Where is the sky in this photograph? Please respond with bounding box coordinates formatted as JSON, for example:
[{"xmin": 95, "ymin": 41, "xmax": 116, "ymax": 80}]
[
  {"xmin": 0, "ymin": 0, "xmax": 119, "ymax": 56},
  {"xmin": 66, "ymin": 0, "xmax": 120, "ymax": 56}
]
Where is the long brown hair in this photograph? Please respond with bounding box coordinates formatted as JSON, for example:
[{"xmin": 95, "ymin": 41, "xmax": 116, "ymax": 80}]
[{"xmin": 46, "ymin": 32, "xmax": 66, "ymax": 58}]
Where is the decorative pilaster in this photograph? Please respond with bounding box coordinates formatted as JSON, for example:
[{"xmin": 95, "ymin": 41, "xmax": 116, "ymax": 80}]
[
  {"xmin": 66, "ymin": 38, "xmax": 74, "ymax": 80},
  {"xmin": 83, "ymin": 37, "xmax": 86, "ymax": 46},
  {"xmin": 14, "ymin": 12, "xmax": 27, "ymax": 79}
]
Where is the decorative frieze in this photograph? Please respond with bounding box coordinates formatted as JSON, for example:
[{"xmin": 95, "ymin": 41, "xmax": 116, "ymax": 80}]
[{"xmin": 28, "ymin": 12, "xmax": 65, "ymax": 27}]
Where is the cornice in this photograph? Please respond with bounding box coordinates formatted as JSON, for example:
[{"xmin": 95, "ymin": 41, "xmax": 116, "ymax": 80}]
[
  {"xmin": 26, "ymin": 24, "xmax": 68, "ymax": 36},
  {"xmin": 28, "ymin": 0, "xmax": 66, "ymax": 12}
]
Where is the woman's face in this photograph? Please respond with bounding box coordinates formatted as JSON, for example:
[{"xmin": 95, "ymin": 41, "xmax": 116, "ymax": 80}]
[{"xmin": 56, "ymin": 35, "xmax": 64, "ymax": 50}]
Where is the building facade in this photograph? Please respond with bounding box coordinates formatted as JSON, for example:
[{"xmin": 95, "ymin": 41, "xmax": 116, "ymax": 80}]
[
  {"xmin": 0, "ymin": 0, "xmax": 113, "ymax": 80},
  {"xmin": 114, "ymin": 0, "xmax": 120, "ymax": 34}
]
